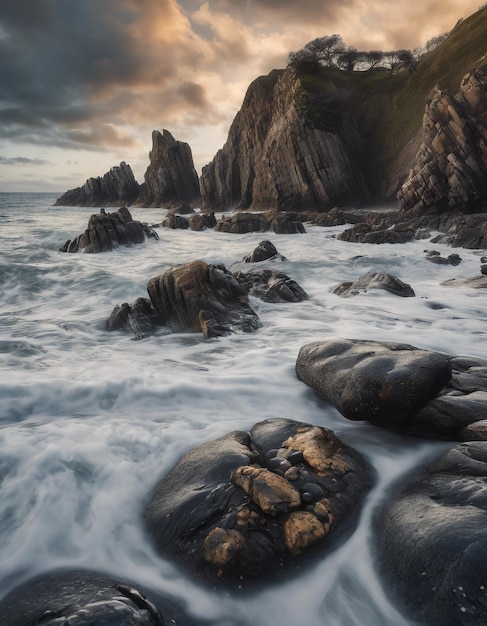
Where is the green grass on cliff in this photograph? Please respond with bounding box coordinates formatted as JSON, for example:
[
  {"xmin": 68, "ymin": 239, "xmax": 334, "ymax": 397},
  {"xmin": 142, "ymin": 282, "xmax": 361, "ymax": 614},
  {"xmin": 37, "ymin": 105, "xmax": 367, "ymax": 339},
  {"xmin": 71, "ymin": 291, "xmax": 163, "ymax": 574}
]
[{"xmin": 295, "ymin": 5, "xmax": 487, "ymax": 178}]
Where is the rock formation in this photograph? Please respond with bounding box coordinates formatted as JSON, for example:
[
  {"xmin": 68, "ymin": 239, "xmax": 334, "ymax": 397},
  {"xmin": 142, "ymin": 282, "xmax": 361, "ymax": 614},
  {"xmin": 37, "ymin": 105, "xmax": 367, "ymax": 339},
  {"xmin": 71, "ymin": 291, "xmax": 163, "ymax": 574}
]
[
  {"xmin": 140, "ymin": 129, "xmax": 200, "ymax": 207},
  {"xmin": 215, "ymin": 211, "xmax": 305, "ymax": 234},
  {"xmin": 200, "ymin": 70, "xmax": 372, "ymax": 212},
  {"xmin": 243, "ymin": 240, "xmax": 287, "ymax": 263},
  {"xmin": 59, "ymin": 207, "xmax": 158, "ymax": 253},
  {"xmin": 235, "ymin": 269, "xmax": 309, "ymax": 303},
  {"xmin": 296, "ymin": 338, "xmax": 487, "ymax": 439},
  {"xmin": 332, "ymin": 272, "xmax": 415, "ymax": 297},
  {"xmin": 144, "ymin": 418, "xmax": 373, "ymax": 586},
  {"xmin": 0, "ymin": 569, "xmax": 205, "ymax": 626},
  {"xmin": 54, "ymin": 162, "xmax": 140, "ymax": 207},
  {"xmin": 108, "ymin": 260, "xmax": 260, "ymax": 339},
  {"xmin": 375, "ymin": 442, "xmax": 487, "ymax": 625},
  {"xmin": 398, "ymin": 65, "xmax": 487, "ymax": 212}
]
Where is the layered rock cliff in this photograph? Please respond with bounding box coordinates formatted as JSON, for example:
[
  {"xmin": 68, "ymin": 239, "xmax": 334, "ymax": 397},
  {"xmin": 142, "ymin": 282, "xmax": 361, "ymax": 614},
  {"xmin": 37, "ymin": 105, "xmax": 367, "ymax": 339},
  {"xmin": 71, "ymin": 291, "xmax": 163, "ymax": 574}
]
[
  {"xmin": 54, "ymin": 162, "xmax": 140, "ymax": 207},
  {"xmin": 200, "ymin": 69, "xmax": 373, "ymax": 212},
  {"xmin": 139, "ymin": 129, "xmax": 200, "ymax": 207},
  {"xmin": 398, "ymin": 65, "xmax": 487, "ymax": 212}
]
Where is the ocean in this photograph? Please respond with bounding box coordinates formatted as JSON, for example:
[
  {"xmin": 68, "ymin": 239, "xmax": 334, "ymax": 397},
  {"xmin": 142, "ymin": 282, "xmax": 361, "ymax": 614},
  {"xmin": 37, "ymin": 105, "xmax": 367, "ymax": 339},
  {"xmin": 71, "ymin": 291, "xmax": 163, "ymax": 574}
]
[{"xmin": 1, "ymin": 192, "xmax": 486, "ymax": 624}]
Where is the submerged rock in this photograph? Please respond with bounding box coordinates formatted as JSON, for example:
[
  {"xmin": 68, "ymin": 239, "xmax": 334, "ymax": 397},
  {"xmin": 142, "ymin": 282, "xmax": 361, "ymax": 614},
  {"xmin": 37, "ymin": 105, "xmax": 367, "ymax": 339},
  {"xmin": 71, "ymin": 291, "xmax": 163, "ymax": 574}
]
[
  {"xmin": 59, "ymin": 207, "xmax": 159, "ymax": 253},
  {"xmin": 235, "ymin": 269, "xmax": 309, "ymax": 303},
  {"xmin": 332, "ymin": 272, "xmax": 415, "ymax": 297},
  {"xmin": 0, "ymin": 569, "xmax": 202, "ymax": 626},
  {"xmin": 243, "ymin": 240, "xmax": 286, "ymax": 263},
  {"xmin": 296, "ymin": 338, "xmax": 487, "ymax": 439},
  {"xmin": 144, "ymin": 418, "xmax": 373, "ymax": 586},
  {"xmin": 375, "ymin": 442, "xmax": 487, "ymax": 625},
  {"xmin": 425, "ymin": 250, "xmax": 462, "ymax": 265},
  {"xmin": 215, "ymin": 211, "xmax": 305, "ymax": 235}
]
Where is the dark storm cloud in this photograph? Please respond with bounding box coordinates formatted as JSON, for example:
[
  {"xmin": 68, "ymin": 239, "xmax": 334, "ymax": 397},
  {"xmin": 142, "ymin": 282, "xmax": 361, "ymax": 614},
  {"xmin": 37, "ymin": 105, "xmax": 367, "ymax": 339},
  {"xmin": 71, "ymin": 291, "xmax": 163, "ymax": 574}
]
[
  {"xmin": 0, "ymin": 156, "xmax": 51, "ymax": 166},
  {"xmin": 0, "ymin": 0, "xmax": 210, "ymax": 151}
]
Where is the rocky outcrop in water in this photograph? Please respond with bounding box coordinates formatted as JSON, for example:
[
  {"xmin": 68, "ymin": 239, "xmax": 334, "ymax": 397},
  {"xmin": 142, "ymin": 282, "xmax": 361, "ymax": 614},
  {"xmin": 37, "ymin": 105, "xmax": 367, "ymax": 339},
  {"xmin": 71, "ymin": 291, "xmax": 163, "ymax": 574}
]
[
  {"xmin": 59, "ymin": 207, "xmax": 158, "ymax": 253},
  {"xmin": 144, "ymin": 418, "xmax": 373, "ymax": 587},
  {"xmin": 0, "ymin": 569, "xmax": 205, "ymax": 626},
  {"xmin": 235, "ymin": 269, "xmax": 309, "ymax": 303},
  {"xmin": 200, "ymin": 70, "xmax": 372, "ymax": 212},
  {"xmin": 375, "ymin": 442, "xmax": 487, "ymax": 625},
  {"xmin": 140, "ymin": 129, "xmax": 200, "ymax": 207},
  {"xmin": 243, "ymin": 240, "xmax": 287, "ymax": 263},
  {"xmin": 296, "ymin": 338, "xmax": 487, "ymax": 439},
  {"xmin": 215, "ymin": 211, "xmax": 305, "ymax": 234},
  {"xmin": 398, "ymin": 66, "xmax": 487, "ymax": 212},
  {"xmin": 332, "ymin": 272, "xmax": 415, "ymax": 297},
  {"xmin": 54, "ymin": 162, "xmax": 140, "ymax": 207}
]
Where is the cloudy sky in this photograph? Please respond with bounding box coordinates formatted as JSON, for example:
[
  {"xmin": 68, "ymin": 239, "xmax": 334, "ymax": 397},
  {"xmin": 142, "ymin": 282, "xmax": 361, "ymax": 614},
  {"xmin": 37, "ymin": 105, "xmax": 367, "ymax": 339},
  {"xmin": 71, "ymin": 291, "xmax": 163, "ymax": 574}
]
[{"xmin": 0, "ymin": 0, "xmax": 482, "ymax": 192}]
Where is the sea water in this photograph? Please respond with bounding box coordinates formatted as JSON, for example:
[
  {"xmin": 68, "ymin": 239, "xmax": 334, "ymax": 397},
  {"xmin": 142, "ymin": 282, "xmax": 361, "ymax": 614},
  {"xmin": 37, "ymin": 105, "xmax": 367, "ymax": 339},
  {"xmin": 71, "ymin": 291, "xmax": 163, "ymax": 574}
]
[{"xmin": 1, "ymin": 192, "xmax": 486, "ymax": 624}]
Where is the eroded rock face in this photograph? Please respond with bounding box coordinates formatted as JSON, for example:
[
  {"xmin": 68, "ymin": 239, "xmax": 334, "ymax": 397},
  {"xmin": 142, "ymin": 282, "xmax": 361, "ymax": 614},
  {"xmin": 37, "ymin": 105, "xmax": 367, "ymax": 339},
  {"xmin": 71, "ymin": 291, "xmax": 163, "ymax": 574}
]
[
  {"xmin": 215, "ymin": 211, "xmax": 305, "ymax": 234},
  {"xmin": 144, "ymin": 418, "xmax": 373, "ymax": 586},
  {"xmin": 235, "ymin": 269, "xmax": 309, "ymax": 303},
  {"xmin": 398, "ymin": 66, "xmax": 487, "ymax": 213},
  {"xmin": 141, "ymin": 129, "xmax": 200, "ymax": 207},
  {"xmin": 374, "ymin": 442, "xmax": 487, "ymax": 625},
  {"xmin": 201, "ymin": 69, "xmax": 372, "ymax": 212},
  {"xmin": 59, "ymin": 207, "xmax": 159, "ymax": 253},
  {"xmin": 0, "ymin": 569, "xmax": 201, "ymax": 626},
  {"xmin": 296, "ymin": 339, "xmax": 487, "ymax": 439},
  {"xmin": 332, "ymin": 272, "xmax": 415, "ymax": 297},
  {"xmin": 140, "ymin": 260, "xmax": 258, "ymax": 339},
  {"xmin": 54, "ymin": 162, "xmax": 140, "ymax": 207}
]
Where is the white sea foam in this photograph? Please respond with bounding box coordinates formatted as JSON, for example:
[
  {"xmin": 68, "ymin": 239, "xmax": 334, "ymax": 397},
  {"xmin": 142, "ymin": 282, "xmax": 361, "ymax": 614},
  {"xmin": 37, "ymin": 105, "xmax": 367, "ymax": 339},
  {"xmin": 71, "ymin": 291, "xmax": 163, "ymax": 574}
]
[{"xmin": 0, "ymin": 192, "xmax": 485, "ymax": 624}]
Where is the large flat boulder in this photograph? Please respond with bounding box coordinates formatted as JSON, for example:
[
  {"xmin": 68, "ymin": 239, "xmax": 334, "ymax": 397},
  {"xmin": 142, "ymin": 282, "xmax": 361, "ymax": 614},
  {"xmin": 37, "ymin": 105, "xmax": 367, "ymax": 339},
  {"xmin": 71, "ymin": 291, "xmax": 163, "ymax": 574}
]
[
  {"xmin": 296, "ymin": 339, "xmax": 487, "ymax": 439},
  {"xmin": 144, "ymin": 418, "xmax": 373, "ymax": 587},
  {"xmin": 374, "ymin": 442, "xmax": 487, "ymax": 625}
]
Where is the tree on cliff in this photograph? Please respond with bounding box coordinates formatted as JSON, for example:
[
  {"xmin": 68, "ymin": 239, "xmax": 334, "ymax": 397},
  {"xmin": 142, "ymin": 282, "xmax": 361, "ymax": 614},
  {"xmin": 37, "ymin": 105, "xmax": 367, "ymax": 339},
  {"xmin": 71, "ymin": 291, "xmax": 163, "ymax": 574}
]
[
  {"xmin": 288, "ymin": 34, "xmax": 345, "ymax": 71},
  {"xmin": 337, "ymin": 47, "xmax": 362, "ymax": 71}
]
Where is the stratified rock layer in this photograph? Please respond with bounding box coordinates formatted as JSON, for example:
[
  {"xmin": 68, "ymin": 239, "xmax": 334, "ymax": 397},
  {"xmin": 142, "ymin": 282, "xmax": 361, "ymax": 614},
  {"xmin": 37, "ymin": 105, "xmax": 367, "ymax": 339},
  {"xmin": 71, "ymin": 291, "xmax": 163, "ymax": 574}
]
[
  {"xmin": 201, "ymin": 70, "xmax": 372, "ymax": 212},
  {"xmin": 141, "ymin": 129, "xmax": 200, "ymax": 207},
  {"xmin": 59, "ymin": 207, "xmax": 158, "ymax": 253},
  {"xmin": 398, "ymin": 65, "xmax": 487, "ymax": 212},
  {"xmin": 144, "ymin": 418, "xmax": 373, "ymax": 586},
  {"xmin": 375, "ymin": 442, "xmax": 487, "ymax": 625},
  {"xmin": 332, "ymin": 272, "xmax": 415, "ymax": 297},
  {"xmin": 296, "ymin": 338, "xmax": 487, "ymax": 439},
  {"xmin": 54, "ymin": 162, "xmax": 140, "ymax": 207}
]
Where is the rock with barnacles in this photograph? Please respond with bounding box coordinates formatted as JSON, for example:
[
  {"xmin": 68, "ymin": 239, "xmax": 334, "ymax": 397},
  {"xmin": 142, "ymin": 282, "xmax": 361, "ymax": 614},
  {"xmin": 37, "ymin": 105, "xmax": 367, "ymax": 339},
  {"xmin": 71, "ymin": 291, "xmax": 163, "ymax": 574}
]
[{"xmin": 144, "ymin": 417, "xmax": 373, "ymax": 586}]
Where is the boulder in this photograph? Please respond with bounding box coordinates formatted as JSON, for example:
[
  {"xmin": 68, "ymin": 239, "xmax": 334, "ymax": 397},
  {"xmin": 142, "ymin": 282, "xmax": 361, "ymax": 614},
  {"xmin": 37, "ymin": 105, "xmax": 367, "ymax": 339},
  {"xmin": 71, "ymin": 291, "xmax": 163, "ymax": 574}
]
[
  {"xmin": 107, "ymin": 297, "xmax": 164, "ymax": 338},
  {"xmin": 216, "ymin": 212, "xmax": 268, "ymax": 234},
  {"xmin": 374, "ymin": 442, "xmax": 487, "ymax": 625},
  {"xmin": 235, "ymin": 269, "xmax": 309, "ymax": 303},
  {"xmin": 59, "ymin": 207, "xmax": 159, "ymax": 253},
  {"xmin": 189, "ymin": 211, "xmax": 217, "ymax": 231},
  {"xmin": 54, "ymin": 162, "xmax": 140, "ymax": 207},
  {"xmin": 425, "ymin": 250, "xmax": 462, "ymax": 265},
  {"xmin": 296, "ymin": 339, "xmax": 487, "ymax": 439},
  {"xmin": 161, "ymin": 213, "xmax": 190, "ymax": 229},
  {"xmin": 141, "ymin": 129, "xmax": 200, "ymax": 207},
  {"xmin": 337, "ymin": 224, "xmax": 415, "ymax": 244},
  {"xmin": 144, "ymin": 418, "xmax": 373, "ymax": 586},
  {"xmin": 0, "ymin": 569, "xmax": 202, "ymax": 626},
  {"xmin": 243, "ymin": 240, "xmax": 286, "ymax": 263},
  {"xmin": 145, "ymin": 260, "xmax": 259, "ymax": 339},
  {"xmin": 332, "ymin": 272, "xmax": 415, "ymax": 297}
]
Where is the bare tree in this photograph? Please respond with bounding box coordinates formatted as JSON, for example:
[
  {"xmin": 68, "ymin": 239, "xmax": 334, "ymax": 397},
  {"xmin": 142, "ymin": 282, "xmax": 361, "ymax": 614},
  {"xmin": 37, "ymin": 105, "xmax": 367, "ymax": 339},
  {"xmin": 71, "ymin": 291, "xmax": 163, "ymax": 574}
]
[
  {"xmin": 288, "ymin": 34, "xmax": 346, "ymax": 71},
  {"xmin": 362, "ymin": 50, "xmax": 385, "ymax": 70},
  {"xmin": 338, "ymin": 46, "xmax": 362, "ymax": 71},
  {"xmin": 425, "ymin": 32, "xmax": 449, "ymax": 52}
]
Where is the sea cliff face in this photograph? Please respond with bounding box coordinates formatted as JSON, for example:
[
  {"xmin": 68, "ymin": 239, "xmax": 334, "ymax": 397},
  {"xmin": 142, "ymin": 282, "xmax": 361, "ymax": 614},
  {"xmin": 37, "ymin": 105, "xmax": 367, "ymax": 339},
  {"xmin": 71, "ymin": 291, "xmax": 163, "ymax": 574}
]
[
  {"xmin": 398, "ymin": 65, "xmax": 487, "ymax": 213},
  {"xmin": 200, "ymin": 69, "xmax": 372, "ymax": 212}
]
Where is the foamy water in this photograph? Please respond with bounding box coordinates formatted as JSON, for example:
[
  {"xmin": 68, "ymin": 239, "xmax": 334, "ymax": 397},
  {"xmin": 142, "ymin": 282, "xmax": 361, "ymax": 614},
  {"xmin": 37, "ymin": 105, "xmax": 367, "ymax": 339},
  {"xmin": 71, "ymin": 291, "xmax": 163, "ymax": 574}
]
[{"xmin": 1, "ymin": 192, "xmax": 486, "ymax": 624}]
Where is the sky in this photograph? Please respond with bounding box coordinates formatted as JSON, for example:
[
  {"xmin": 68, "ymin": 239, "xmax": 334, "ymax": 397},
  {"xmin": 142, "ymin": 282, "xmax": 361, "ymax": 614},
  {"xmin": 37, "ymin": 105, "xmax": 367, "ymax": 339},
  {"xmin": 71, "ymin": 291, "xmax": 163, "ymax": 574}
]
[{"xmin": 0, "ymin": 0, "xmax": 483, "ymax": 192}]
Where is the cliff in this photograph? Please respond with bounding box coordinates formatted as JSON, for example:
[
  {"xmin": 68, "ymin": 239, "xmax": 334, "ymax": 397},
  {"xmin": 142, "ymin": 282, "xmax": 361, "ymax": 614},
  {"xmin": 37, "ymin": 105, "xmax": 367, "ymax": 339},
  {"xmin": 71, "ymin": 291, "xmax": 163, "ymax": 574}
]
[
  {"xmin": 200, "ymin": 6, "xmax": 487, "ymax": 213},
  {"xmin": 54, "ymin": 162, "xmax": 140, "ymax": 207},
  {"xmin": 200, "ymin": 70, "xmax": 372, "ymax": 212},
  {"xmin": 139, "ymin": 129, "xmax": 200, "ymax": 207}
]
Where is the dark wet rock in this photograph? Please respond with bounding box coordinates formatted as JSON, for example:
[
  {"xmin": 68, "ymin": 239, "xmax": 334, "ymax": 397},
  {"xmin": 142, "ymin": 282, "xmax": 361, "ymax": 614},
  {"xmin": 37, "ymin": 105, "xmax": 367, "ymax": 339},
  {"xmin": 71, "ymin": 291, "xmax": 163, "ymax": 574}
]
[
  {"xmin": 216, "ymin": 212, "xmax": 268, "ymax": 234},
  {"xmin": 374, "ymin": 442, "xmax": 487, "ymax": 625},
  {"xmin": 270, "ymin": 212, "xmax": 306, "ymax": 234},
  {"xmin": 147, "ymin": 260, "xmax": 259, "ymax": 338},
  {"xmin": 296, "ymin": 338, "xmax": 487, "ymax": 439},
  {"xmin": 140, "ymin": 129, "xmax": 200, "ymax": 207},
  {"xmin": 107, "ymin": 298, "xmax": 164, "ymax": 338},
  {"xmin": 337, "ymin": 223, "xmax": 415, "ymax": 244},
  {"xmin": 59, "ymin": 207, "xmax": 159, "ymax": 253},
  {"xmin": 167, "ymin": 202, "xmax": 195, "ymax": 215},
  {"xmin": 442, "ymin": 275, "xmax": 487, "ymax": 289},
  {"xmin": 243, "ymin": 240, "xmax": 286, "ymax": 263},
  {"xmin": 54, "ymin": 162, "xmax": 140, "ymax": 207},
  {"xmin": 481, "ymin": 264, "xmax": 487, "ymax": 275},
  {"xmin": 234, "ymin": 269, "xmax": 309, "ymax": 303},
  {"xmin": 0, "ymin": 569, "xmax": 203, "ymax": 626},
  {"xmin": 332, "ymin": 272, "xmax": 415, "ymax": 297},
  {"xmin": 425, "ymin": 250, "xmax": 462, "ymax": 265},
  {"xmin": 189, "ymin": 212, "xmax": 217, "ymax": 231},
  {"xmin": 144, "ymin": 418, "xmax": 373, "ymax": 586},
  {"xmin": 162, "ymin": 213, "xmax": 190, "ymax": 229}
]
